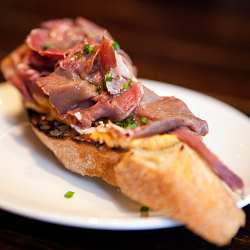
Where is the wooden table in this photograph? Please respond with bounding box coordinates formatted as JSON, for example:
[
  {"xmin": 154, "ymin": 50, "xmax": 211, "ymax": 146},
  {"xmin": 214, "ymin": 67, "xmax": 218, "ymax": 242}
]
[{"xmin": 0, "ymin": 0, "xmax": 250, "ymax": 249}]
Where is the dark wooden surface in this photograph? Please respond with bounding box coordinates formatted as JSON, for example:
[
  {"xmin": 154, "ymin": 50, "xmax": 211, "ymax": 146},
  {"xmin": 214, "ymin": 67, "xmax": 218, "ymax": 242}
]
[{"xmin": 0, "ymin": 0, "xmax": 250, "ymax": 249}]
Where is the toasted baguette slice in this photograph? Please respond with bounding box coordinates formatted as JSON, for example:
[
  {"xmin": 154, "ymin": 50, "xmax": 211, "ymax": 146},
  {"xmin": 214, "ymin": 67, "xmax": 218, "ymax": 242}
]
[
  {"xmin": 115, "ymin": 143, "xmax": 245, "ymax": 246},
  {"xmin": 29, "ymin": 110, "xmax": 245, "ymax": 246}
]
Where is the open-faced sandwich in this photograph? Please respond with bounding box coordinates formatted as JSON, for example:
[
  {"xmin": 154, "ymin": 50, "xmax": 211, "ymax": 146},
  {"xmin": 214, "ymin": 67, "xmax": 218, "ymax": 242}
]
[{"xmin": 1, "ymin": 17, "xmax": 246, "ymax": 246}]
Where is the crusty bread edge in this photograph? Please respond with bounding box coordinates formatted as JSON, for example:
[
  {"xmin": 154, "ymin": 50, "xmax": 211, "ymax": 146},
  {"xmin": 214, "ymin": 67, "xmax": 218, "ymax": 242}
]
[
  {"xmin": 31, "ymin": 123, "xmax": 245, "ymax": 246},
  {"xmin": 115, "ymin": 144, "xmax": 245, "ymax": 246},
  {"xmin": 31, "ymin": 125, "xmax": 124, "ymax": 186}
]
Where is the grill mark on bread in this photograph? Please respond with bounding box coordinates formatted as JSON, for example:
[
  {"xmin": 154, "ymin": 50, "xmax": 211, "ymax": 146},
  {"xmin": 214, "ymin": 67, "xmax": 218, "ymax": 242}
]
[{"xmin": 28, "ymin": 109, "xmax": 128, "ymax": 153}]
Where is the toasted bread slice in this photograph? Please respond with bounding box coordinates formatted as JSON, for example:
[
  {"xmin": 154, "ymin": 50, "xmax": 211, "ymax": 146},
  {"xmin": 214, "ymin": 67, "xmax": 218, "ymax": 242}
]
[
  {"xmin": 29, "ymin": 110, "xmax": 245, "ymax": 246},
  {"xmin": 115, "ymin": 143, "xmax": 245, "ymax": 246}
]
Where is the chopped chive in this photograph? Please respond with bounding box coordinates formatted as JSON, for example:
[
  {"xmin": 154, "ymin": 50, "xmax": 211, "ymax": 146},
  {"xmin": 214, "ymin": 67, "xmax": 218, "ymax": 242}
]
[
  {"xmin": 64, "ymin": 191, "xmax": 74, "ymax": 198},
  {"xmin": 123, "ymin": 83, "xmax": 128, "ymax": 90},
  {"xmin": 112, "ymin": 41, "xmax": 120, "ymax": 50},
  {"xmin": 105, "ymin": 71, "xmax": 113, "ymax": 82},
  {"xmin": 128, "ymin": 78, "xmax": 132, "ymax": 84},
  {"xmin": 96, "ymin": 87, "xmax": 102, "ymax": 94},
  {"xmin": 75, "ymin": 44, "xmax": 94, "ymax": 57},
  {"xmin": 41, "ymin": 45, "xmax": 53, "ymax": 50},
  {"xmin": 75, "ymin": 51, "xmax": 83, "ymax": 57},
  {"xmin": 140, "ymin": 117, "xmax": 147, "ymax": 125},
  {"xmin": 83, "ymin": 44, "xmax": 94, "ymax": 55},
  {"xmin": 125, "ymin": 122, "xmax": 137, "ymax": 129},
  {"xmin": 127, "ymin": 115, "xmax": 135, "ymax": 120},
  {"xmin": 115, "ymin": 121, "xmax": 127, "ymax": 127},
  {"xmin": 103, "ymin": 81, "xmax": 107, "ymax": 90},
  {"xmin": 103, "ymin": 71, "xmax": 113, "ymax": 88},
  {"xmin": 115, "ymin": 114, "xmax": 137, "ymax": 129},
  {"xmin": 140, "ymin": 206, "xmax": 149, "ymax": 212}
]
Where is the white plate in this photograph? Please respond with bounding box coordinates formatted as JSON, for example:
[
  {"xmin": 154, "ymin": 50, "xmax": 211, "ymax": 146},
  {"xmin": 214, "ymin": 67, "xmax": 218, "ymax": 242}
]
[{"xmin": 0, "ymin": 79, "xmax": 250, "ymax": 230}]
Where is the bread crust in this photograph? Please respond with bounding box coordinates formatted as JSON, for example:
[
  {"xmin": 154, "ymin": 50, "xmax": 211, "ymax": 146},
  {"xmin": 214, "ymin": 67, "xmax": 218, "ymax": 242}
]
[
  {"xmin": 115, "ymin": 143, "xmax": 245, "ymax": 246},
  {"xmin": 30, "ymin": 112, "xmax": 245, "ymax": 246},
  {"xmin": 32, "ymin": 126, "xmax": 124, "ymax": 186}
]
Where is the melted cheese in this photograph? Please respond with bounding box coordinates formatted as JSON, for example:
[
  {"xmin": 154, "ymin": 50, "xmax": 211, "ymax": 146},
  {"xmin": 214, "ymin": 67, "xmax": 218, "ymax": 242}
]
[{"xmin": 90, "ymin": 132, "xmax": 180, "ymax": 150}]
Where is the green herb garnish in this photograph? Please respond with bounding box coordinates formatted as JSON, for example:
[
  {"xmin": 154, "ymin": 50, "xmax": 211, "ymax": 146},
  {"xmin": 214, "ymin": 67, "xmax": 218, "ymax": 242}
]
[
  {"xmin": 105, "ymin": 71, "xmax": 113, "ymax": 82},
  {"xmin": 115, "ymin": 121, "xmax": 126, "ymax": 127},
  {"xmin": 112, "ymin": 41, "xmax": 120, "ymax": 50},
  {"xmin": 128, "ymin": 78, "xmax": 132, "ymax": 84},
  {"xmin": 74, "ymin": 52, "xmax": 83, "ymax": 57},
  {"xmin": 103, "ymin": 81, "xmax": 107, "ymax": 90},
  {"xmin": 116, "ymin": 115, "xmax": 137, "ymax": 129},
  {"xmin": 41, "ymin": 45, "xmax": 53, "ymax": 50},
  {"xmin": 140, "ymin": 117, "xmax": 147, "ymax": 125},
  {"xmin": 83, "ymin": 44, "xmax": 94, "ymax": 55},
  {"xmin": 64, "ymin": 191, "xmax": 74, "ymax": 198},
  {"xmin": 75, "ymin": 44, "xmax": 94, "ymax": 57},
  {"xmin": 125, "ymin": 123, "xmax": 137, "ymax": 129},
  {"xmin": 96, "ymin": 87, "xmax": 102, "ymax": 94},
  {"xmin": 103, "ymin": 71, "xmax": 113, "ymax": 90},
  {"xmin": 140, "ymin": 206, "xmax": 149, "ymax": 212},
  {"xmin": 123, "ymin": 83, "xmax": 128, "ymax": 90}
]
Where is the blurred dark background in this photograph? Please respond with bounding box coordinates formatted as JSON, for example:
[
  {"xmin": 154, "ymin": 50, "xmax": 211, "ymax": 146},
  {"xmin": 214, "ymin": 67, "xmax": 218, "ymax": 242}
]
[{"xmin": 1, "ymin": 0, "xmax": 250, "ymax": 116}]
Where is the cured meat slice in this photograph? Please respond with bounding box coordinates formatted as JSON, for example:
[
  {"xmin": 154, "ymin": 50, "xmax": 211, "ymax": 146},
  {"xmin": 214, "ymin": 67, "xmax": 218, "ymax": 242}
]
[
  {"xmin": 26, "ymin": 17, "xmax": 111, "ymax": 60},
  {"xmin": 37, "ymin": 68, "xmax": 98, "ymax": 115},
  {"xmin": 59, "ymin": 39, "xmax": 101, "ymax": 82},
  {"xmin": 172, "ymin": 128, "xmax": 245, "ymax": 197},
  {"xmin": 133, "ymin": 96, "xmax": 208, "ymax": 136},
  {"xmin": 68, "ymin": 80, "xmax": 143, "ymax": 128}
]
